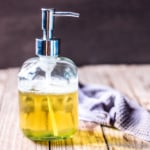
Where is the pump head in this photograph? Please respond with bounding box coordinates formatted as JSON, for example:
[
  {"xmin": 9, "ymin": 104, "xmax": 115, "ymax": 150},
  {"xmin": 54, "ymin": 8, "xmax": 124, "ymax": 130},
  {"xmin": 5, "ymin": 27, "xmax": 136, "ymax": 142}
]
[{"xmin": 36, "ymin": 8, "xmax": 80, "ymax": 56}]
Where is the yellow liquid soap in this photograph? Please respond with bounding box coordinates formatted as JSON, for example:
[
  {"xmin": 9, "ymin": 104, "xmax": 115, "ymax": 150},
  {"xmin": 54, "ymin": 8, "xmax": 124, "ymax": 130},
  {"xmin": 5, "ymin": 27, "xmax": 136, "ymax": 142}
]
[{"xmin": 19, "ymin": 90, "xmax": 78, "ymax": 141}]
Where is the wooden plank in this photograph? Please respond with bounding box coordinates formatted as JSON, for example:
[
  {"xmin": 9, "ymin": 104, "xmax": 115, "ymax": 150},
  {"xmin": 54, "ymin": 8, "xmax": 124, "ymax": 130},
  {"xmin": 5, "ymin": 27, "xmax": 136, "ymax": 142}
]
[
  {"xmin": 0, "ymin": 69, "xmax": 9, "ymax": 110},
  {"xmin": 0, "ymin": 68, "xmax": 10, "ymax": 150},
  {"xmin": 96, "ymin": 66, "xmax": 150, "ymax": 150},
  {"xmin": 50, "ymin": 121, "xmax": 107, "ymax": 150},
  {"xmin": 79, "ymin": 65, "xmax": 150, "ymax": 150},
  {"xmin": 1, "ymin": 65, "xmax": 150, "ymax": 150},
  {"xmin": 78, "ymin": 65, "xmax": 111, "ymax": 85},
  {"xmin": 0, "ymin": 68, "xmax": 49, "ymax": 150},
  {"xmin": 120, "ymin": 65, "xmax": 150, "ymax": 109}
]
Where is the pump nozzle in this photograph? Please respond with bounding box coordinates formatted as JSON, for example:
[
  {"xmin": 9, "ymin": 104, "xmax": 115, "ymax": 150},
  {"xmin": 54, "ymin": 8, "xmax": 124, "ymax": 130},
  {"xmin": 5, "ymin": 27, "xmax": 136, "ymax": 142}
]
[{"xmin": 36, "ymin": 8, "xmax": 80, "ymax": 56}]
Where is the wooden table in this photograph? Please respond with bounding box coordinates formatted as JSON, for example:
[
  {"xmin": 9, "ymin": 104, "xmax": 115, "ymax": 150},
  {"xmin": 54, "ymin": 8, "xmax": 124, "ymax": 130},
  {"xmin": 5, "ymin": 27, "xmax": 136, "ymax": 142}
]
[{"xmin": 0, "ymin": 65, "xmax": 150, "ymax": 150}]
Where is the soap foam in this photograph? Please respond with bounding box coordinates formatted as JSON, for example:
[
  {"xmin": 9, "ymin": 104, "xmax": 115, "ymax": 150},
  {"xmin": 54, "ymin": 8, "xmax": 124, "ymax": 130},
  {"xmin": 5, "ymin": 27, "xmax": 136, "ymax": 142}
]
[{"xmin": 18, "ymin": 80, "xmax": 78, "ymax": 94}]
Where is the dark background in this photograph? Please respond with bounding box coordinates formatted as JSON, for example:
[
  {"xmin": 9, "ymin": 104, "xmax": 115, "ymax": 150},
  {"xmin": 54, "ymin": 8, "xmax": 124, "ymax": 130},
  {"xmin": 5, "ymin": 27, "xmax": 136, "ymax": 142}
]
[{"xmin": 1, "ymin": 0, "xmax": 150, "ymax": 68}]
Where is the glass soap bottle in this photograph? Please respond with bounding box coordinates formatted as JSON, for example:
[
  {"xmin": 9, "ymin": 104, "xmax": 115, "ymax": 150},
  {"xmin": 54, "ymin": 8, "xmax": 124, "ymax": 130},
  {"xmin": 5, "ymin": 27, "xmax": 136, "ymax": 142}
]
[{"xmin": 18, "ymin": 8, "xmax": 79, "ymax": 141}]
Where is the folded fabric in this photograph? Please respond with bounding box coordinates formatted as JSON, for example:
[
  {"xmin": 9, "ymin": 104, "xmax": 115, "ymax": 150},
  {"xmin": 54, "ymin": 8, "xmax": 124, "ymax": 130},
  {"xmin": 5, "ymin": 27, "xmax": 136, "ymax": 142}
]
[{"xmin": 78, "ymin": 83, "xmax": 150, "ymax": 142}]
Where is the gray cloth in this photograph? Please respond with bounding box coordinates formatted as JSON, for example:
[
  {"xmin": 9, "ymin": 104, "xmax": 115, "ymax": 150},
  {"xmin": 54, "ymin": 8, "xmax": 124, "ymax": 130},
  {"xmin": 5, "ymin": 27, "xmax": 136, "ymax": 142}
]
[{"xmin": 79, "ymin": 83, "xmax": 150, "ymax": 142}]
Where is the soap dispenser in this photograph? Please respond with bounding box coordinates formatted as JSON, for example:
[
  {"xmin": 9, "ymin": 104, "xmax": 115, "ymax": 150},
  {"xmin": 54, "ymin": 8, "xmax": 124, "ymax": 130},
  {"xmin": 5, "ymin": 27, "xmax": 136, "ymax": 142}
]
[{"xmin": 18, "ymin": 8, "xmax": 79, "ymax": 141}]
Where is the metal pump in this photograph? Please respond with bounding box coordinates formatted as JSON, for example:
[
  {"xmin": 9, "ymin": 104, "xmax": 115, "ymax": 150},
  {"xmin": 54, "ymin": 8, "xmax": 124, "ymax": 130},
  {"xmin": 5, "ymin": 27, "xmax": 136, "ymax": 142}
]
[{"xmin": 36, "ymin": 8, "xmax": 80, "ymax": 56}]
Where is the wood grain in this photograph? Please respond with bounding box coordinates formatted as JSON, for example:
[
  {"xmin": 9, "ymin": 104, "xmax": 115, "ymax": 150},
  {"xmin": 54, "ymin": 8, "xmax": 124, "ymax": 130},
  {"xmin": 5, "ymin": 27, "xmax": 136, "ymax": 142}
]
[
  {"xmin": 79, "ymin": 65, "xmax": 150, "ymax": 150},
  {"xmin": 0, "ymin": 65, "xmax": 150, "ymax": 149},
  {"xmin": 0, "ymin": 68, "xmax": 49, "ymax": 150}
]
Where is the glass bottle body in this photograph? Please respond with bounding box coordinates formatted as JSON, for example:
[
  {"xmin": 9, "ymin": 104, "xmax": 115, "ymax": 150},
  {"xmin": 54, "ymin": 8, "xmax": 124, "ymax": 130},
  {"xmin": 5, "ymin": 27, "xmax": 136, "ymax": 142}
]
[{"xmin": 18, "ymin": 56, "xmax": 78, "ymax": 141}]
